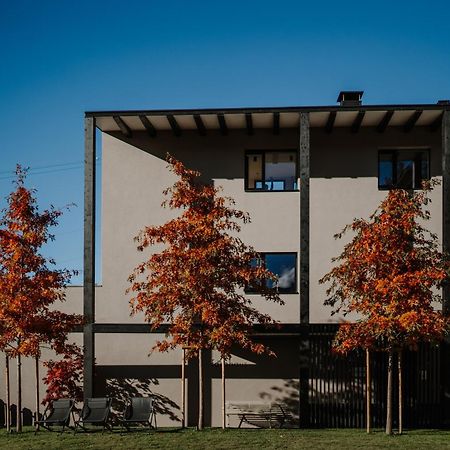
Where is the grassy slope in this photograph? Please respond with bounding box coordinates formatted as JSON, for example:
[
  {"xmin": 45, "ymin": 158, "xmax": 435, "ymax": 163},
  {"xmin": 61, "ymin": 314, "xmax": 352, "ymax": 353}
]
[{"xmin": 1, "ymin": 428, "xmax": 450, "ymax": 450}]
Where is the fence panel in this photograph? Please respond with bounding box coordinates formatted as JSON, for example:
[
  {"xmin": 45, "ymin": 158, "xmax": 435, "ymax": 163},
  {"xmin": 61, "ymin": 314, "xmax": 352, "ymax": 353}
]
[{"xmin": 308, "ymin": 324, "xmax": 442, "ymax": 428}]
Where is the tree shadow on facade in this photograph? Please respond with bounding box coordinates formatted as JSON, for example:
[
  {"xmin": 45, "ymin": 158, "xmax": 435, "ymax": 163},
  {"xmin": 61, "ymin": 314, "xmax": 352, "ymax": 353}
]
[
  {"xmin": 259, "ymin": 378, "xmax": 300, "ymax": 428},
  {"xmin": 104, "ymin": 377, "xmax": 180, "ymax": 425}
]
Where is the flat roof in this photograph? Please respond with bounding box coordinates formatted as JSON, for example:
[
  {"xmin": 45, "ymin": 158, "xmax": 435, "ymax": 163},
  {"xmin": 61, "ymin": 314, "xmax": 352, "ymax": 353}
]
[{"xmin": 86, "ymin": 103, "xmax": 449, "ymax": 135}]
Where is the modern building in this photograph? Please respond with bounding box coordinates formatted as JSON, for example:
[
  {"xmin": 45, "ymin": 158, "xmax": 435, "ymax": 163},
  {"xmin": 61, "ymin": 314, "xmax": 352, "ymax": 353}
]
[
  {"xmin": 80, "ymin": 91, "xmax": 450, "ymax": 428},
  {"xmin": 3, "ymin": 92, "xmax": 449, "ymax": 428}
]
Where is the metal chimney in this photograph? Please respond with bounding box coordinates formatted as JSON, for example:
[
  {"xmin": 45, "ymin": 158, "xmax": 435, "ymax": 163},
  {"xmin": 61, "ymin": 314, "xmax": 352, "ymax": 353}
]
[{"xmin": 337, "ymin": 91, "xmax": 364, "ymax": 106}]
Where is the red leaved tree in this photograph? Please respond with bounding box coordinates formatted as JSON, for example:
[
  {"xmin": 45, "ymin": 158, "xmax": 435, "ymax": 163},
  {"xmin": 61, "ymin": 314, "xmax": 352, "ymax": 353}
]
[
  {"xmin": 42, "ymin": 344, "xmax": 83, "ymax": 405},
  {"xmin": 0, "ymin": 166, "xmax": 83, "ymax": 431},
  {"xmin": 320, "ymin": 181, "xmax": 449, "ymax": 435},
  {"xmin": 128, "ymin": 155, "xmax": 282, "ymax": 429}
]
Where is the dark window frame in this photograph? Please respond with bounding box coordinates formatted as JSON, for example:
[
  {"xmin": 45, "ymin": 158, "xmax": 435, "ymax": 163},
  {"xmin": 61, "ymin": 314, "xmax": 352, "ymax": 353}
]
[
  {"xmin": 378, "ymin": 148, "xmax": 430, "ymax": 191},
  {"xmin": 244, "ymin": 149, "xmax": 299, "ymax": 192},
  {"xmin": 245, "ymin": 251, "xmax": 298, "ymax": 294}
]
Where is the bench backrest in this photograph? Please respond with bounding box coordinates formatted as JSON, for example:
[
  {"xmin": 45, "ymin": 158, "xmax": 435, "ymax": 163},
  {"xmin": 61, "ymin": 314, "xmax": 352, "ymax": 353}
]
[{"xmin": 226, "ymin": 401, "xmax": 284, "ymax": 415}]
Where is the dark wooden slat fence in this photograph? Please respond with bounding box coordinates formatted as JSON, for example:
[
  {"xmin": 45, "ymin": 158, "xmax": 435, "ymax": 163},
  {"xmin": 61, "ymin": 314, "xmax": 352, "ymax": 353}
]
[{"xmin": 308, "ymin": 324, "xmax": 442, "ymax": 428}]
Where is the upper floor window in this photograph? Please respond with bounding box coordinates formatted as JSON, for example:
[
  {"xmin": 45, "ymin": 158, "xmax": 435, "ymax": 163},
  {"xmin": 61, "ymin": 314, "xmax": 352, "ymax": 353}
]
[
  {"xmin": 378, "ymin": 149, "xmax": 429, "ymax": 190},
  {"xmin": 247, "ymin": 252, "xmax": 297, "ymax": 294},
  {"xmin": 245, "ymin": 151, "xmax": 298, "ymax": 191}
]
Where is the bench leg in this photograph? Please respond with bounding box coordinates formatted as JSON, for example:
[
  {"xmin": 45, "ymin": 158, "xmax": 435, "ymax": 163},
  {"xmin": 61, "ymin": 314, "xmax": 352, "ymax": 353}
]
[{"xmin": 238, "ymin": 415, "xmax": 245, "ymax": 428}]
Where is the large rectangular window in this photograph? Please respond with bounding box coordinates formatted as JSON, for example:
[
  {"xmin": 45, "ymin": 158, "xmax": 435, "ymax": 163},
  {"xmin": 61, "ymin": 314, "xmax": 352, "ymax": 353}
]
[
  {"xmin": 245, "ymin": 151, "xmax": 298, "ymax": 191},
  {"xmin": 247, "ymin": 252, "xmax": 297, "ymax": 294},
  {"xmin": 378, "ymin": 149, "xmax": 429, "ymax": 190}
]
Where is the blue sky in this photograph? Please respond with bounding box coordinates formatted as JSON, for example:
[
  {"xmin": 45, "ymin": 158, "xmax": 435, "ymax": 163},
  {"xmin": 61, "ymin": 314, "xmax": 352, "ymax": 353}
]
[{"xmin": 1, "ymin": 0, "xmax": 450, "ymax": 283}]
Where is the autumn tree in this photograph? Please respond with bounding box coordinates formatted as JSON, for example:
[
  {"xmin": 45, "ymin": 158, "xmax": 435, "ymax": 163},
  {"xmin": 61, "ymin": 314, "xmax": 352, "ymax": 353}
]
[
  {"xmin": 320, "ymin": 181, "xmax": 449, "ymax": 435},
  {"xmin": 0, "ymin": 166, "xmax": 83, "ymax": 431},
  {"xmin": 42, "ymin": 344, "xmax": 83, "ymax": 405},
  {"xmin": 128, "ymin": 155, "xmax": 282, "ymax": 429}
]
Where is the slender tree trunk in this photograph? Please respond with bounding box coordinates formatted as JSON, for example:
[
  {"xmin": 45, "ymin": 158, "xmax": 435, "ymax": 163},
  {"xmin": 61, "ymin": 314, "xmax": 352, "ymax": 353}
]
[
  {"xmin": 386, "ymin": 350, "xmax": 393, "ymax": 435},
  {"xmin": 222, "ymin": 357, "xmax": 226, "ymax": 429},
  {"xmin": 181, "ymin": 348, "xmax": 185, "ymax": 429},
  {"xmin": 35, "ymin": 356, "xmax": 40, "ymax": 430},
  {"xmin": 398, "ymin": 351, "xmax": 403, "ymax": 435},
  {"xmin": 5, "ymin": 354, "xmax": 10, "ymax": 432},
  {"xmin": 198, "ymin": 350, "xmax": 203, "ymax": 430},
  {"xmin": 16, "ymin": 353, "xmax": 22, "ymax": 433},
  {"xmin": 366, "ymin": 349, "xmax": 371, "ymax": 434}
]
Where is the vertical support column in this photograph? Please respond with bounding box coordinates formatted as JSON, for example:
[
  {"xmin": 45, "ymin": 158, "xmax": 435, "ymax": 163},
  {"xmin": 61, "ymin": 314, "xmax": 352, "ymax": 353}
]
[
  {"xmin": 441, "ymin": 110, "xmax": 450, "ymax": 426},
  {"xmin": 299, "ymin": 112, "xmax": 310, "ymax": 324},
  {"xmin": 187, "ymin": 355, "xmax": 199, "ymax": 426},
  {"xmin": 443, "ymin": 110, "xmax": 450, "ymax": 316},
  {"xmin": 84, "ymin": 116, "xmax": 96, "ymax": 399},
  {"xmin": 299, "ymin": 112, "xmax": 310, "ymax": 427}
]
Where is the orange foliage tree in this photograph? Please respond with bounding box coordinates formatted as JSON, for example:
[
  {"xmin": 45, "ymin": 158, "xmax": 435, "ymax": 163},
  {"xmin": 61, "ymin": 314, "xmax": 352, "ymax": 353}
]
[
  {"xmin": 320, "ymin": 181, "xmax": 449, "ymax": 435},
  {"xmin": 128, "ymin": 156, "xmax": 282, "ymax": 429},
  {"xmin": 0, "ymin": 166, "xmax": 83, "ymax": 432},
  {"xmin": 42, "ymin": 344, "xmax": 83, "ymax": 405}
]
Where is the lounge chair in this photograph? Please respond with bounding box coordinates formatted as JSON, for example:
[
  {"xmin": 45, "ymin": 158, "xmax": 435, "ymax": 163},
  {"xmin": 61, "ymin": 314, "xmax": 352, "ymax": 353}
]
[
  {"xmin": 35, "ymin": 398, "xmax": 75, "ymax": 434},
  {"xmin": 121, "ymin": 396, "xmax": 157, "ymax": 431},
  {"xmin": 74, "ymin": 397, "xmax": 112, "ymax": 433}
]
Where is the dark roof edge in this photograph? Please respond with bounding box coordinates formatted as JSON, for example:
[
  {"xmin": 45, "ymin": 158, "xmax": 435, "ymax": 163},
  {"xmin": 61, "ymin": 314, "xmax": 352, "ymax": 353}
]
[{"xmin": 85, "ymin": 104, "xmax": 450, "ymax": 118}]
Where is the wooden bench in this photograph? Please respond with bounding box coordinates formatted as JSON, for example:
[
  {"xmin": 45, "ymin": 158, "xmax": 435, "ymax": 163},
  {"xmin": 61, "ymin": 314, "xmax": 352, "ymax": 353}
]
[{"xmin": 225, "ymin": 401, "xmax": 288, "ymax": 428}]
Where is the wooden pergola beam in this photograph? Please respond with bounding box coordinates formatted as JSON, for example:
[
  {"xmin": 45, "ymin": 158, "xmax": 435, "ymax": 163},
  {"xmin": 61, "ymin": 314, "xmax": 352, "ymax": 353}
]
[
  {"xmin": 376, "ymin": 110, "xmax": 394, "ymax": 133},
  {"xmin": 194, "ymin": 114, "xmax": 206, "ymax": 136},
  {"xmin": 113, "ymin": 116, "xmax": 132, "ymax": 138},
  {"xmin": 325, "ymin": 111, "xmax": 336, "ymax": 133},
  {"xmin": 138, "ymin": 115, "xmax": 156, "ymax": 137},
  {"xmin": 404, "ymin": 110, "xmax": 422, "ymax": 132},
  {"xmin": 245, "ymin": 113, "xmax": 254, "ymax": 136},
  {"xmin": 351, "ymin": 111, "xmax": 365, "ymax": 133},
  {"xmin": 273, "ymin": 112, "xmax": 280, "ymax": 135},
  {"xmin": 167, "ymin": 115, "xmax": 182, "ymax": 137},
  {"xmin": 217, "ymin": 114, "xmax": 228, "ymax": 135}
]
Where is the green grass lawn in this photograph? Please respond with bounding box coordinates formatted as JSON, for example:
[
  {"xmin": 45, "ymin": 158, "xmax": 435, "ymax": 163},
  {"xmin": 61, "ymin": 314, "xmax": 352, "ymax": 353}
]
[{"xmin": 1, "ymin": 427, "xmax": 450, "ymax": 450}]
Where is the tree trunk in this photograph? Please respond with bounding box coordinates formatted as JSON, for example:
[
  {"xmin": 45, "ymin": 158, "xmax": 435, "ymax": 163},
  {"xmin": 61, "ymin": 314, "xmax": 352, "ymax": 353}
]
[
  {"xmin": 386, "ymin": 350, "xmax": 393, "ymax": 435},
  {"xmin": 16, "ymin": 353, "xmax": 22, "ymax": 433},
  {"xmin": 198, "ymin": 350, "xmax": 203, "ymax": 430},
  {"xmin": 181, "ymin": 348, "xmax": 185, "ymax": 429},
  {"xmin": 222, "ymin": 357, "xmax": 226, "ymax": 429},
  {"xmin": 366, "ymin": 349, "xmax": 371, "ymax": 434},
  {"xmin": 35, "ymin": 356, "xmax": 40, "ymax": 430},
  {"xmin": 398, "ymin": 351, "xmax": 403, "ymax": 435},
  {"xmin": 5, "ymin": 354, "xmax": 10, "ymax": 432}
]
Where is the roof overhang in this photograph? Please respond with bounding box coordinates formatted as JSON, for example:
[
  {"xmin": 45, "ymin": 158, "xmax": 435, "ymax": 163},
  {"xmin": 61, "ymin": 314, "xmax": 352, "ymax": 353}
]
[{"xmin": 87, "ymin": 104, "xmax": 449, "ymax": 137}]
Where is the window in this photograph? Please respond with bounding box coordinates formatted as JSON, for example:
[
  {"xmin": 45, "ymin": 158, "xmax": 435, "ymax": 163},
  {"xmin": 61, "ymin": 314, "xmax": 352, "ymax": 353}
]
[
  {"xmin": 246, "ymin": 151, "xmax": 298, "ymax": 191},
  {"xmin": 247, "ymin": 252, "xmax": 297, "ymax": 294},
  {"xmin": 378, "ymin": 149, "xmax": 429, "ymax": 190}
]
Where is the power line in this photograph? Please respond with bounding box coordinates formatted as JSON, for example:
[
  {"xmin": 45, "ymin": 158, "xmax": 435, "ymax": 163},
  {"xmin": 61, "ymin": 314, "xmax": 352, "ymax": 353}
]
[{"xmin": 0, "ymin": 158, "xmax": 101, "ymax": 181}]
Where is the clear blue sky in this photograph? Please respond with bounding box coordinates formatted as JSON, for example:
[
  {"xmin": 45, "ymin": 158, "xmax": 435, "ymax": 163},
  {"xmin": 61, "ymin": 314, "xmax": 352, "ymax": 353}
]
[{"xmin": 1, "ymin": 0, "xmax": 450, "ymax": 283}]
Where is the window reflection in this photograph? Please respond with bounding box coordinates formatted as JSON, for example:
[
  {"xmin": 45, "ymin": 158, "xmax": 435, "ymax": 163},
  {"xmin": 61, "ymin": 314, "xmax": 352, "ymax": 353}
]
[
  {"xmin": 378, "ymin": 150, "xmax": 429, "ymax": 190},
  {"xmin": 247, "ymin": 253, "xmax": 297, "ymax": 294},
  {"xmin": 246, "ymin": 151, "xmax": 297, "ymax": 191}
]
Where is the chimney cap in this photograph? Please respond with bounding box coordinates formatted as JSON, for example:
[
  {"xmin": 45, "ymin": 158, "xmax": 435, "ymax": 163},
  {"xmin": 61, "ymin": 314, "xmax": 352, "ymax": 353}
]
[{"xmin": 337, "ymin": 91, "xmax": 364, "ymax": 105}]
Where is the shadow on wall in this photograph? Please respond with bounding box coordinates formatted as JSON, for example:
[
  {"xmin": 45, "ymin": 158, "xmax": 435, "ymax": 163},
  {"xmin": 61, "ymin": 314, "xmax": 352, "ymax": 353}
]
[
  {"xmin": 105, "ymin": 377, "xmax": 180, "ymax": 425},
  {"xmin": 259, "ymin": 379, "xmax": 300, "ymax": 428},
  {"xmin": 108, "ymin": 127, "xmax": 442, "ymax": 182},
  {"xmin": 0, "ymin": 402, "xmax": 33, "ymax": 427}
]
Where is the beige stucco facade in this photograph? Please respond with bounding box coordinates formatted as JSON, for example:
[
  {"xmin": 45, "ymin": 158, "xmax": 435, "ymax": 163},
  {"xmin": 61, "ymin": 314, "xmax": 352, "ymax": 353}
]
[
  {"xmin": 92, "ymin": 123, "xmax": 442, "ymax": 427},
  {"xmin": 1, "ymin": 105, "xmax": 446, "ymax": 428}
]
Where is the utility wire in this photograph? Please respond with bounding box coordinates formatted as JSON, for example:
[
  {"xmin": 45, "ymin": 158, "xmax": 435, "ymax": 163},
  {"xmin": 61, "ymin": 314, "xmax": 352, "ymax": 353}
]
[{"xmin": 0, "ymin": 158, "xmax": 101, "ymax": 181}]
